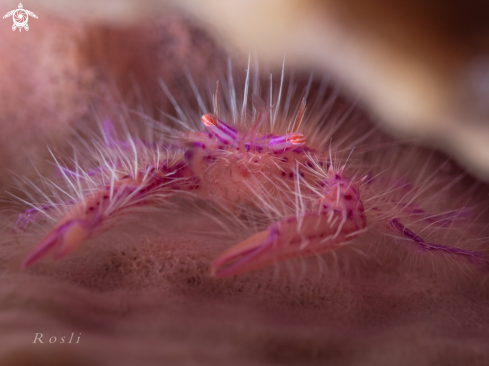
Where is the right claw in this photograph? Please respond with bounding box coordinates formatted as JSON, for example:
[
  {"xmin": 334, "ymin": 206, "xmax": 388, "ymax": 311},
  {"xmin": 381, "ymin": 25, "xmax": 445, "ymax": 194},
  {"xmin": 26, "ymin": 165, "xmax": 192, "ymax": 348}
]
[{"xmin": 211, "ymin": 210, "xmax": 365, "ymax": 278}]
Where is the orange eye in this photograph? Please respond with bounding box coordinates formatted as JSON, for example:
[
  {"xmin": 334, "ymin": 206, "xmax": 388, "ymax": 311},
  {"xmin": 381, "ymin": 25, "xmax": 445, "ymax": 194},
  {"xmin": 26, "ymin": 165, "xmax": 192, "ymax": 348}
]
[
  {"xmin": 288, "ymin": 133, "xmax": 306, "ymax": 144},
  {"xmin": 201, "ymin": 113, "xmax": 218, "ymax": 127}
]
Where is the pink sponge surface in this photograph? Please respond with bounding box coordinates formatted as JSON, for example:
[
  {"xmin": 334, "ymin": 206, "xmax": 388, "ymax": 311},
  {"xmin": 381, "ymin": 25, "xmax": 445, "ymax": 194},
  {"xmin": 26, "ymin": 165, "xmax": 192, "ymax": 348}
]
[{"xmin": 0, "ymin": 210, "xmax": 488, "ymax": 366}]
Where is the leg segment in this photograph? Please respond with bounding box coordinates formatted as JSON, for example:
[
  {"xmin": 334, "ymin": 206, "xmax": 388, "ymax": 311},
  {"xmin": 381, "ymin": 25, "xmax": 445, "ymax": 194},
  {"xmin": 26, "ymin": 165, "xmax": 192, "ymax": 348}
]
[
  {"xmin": 390, "ymin": 218, "xmax": 486, "ymax": 267},
  {"xmin": 21, "ymin": 161, "xmax": 197, "ymax": 268}
]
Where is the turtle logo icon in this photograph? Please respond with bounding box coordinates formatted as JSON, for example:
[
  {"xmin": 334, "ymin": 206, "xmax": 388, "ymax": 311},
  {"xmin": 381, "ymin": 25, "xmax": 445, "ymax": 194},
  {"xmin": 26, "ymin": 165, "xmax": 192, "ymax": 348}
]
[{"xmin": 3, "ymin": 3, "xmax": 37, "ymax": 32}]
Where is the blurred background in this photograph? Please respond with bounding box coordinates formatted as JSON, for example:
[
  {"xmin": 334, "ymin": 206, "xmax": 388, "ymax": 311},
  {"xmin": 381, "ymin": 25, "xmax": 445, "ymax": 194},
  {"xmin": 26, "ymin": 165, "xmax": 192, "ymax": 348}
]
[{"xmin": 3, "ymin": 0, "xmax": 489, "ymax": 189}]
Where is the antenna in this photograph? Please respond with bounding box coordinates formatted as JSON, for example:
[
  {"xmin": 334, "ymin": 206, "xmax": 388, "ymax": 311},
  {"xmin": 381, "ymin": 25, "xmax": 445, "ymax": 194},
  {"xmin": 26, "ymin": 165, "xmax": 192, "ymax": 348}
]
[
  {"xmin": 292, "ymin": 98, "xmax": 306, "ymax": 132},
  {"xmin": 213, "ymin": 80, "xmax": 219, "ymax": 118}
]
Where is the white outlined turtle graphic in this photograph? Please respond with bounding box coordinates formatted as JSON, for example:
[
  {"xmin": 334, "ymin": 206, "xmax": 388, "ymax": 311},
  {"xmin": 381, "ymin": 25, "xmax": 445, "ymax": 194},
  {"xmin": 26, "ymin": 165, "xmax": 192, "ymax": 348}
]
[{"xmin": 3, "ymin": 3, "xmax": 37, "ymax": 32}]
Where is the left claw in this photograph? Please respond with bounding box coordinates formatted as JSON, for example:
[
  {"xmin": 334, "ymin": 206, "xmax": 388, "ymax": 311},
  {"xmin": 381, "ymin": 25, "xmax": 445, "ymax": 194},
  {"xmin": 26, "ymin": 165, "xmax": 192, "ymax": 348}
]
[
  {"xmin": 21, "ymin": 219, "xmax": 91, "ymax": 269},
  {"xmin": 211, "ymin": 210, "xmax": 365, "ymax": 278}
]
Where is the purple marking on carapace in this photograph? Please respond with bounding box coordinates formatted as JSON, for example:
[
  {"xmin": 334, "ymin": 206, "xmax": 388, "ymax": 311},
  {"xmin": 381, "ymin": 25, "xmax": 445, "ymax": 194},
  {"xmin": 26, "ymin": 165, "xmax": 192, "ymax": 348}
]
[
  {"xmin": 193, "ymin": 141, "xmax": 206, "ymax": 148},
  {"xmin": 244, "ymin": 142, "xmax": 264, "ymax": 152}
]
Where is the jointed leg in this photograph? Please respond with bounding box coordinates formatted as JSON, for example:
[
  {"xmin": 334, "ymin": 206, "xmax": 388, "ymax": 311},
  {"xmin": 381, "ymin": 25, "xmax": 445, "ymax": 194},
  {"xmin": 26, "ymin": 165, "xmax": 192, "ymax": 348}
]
[{"xmin": 390, "ymin": 218, "xmax": 486, "ymax": 267}]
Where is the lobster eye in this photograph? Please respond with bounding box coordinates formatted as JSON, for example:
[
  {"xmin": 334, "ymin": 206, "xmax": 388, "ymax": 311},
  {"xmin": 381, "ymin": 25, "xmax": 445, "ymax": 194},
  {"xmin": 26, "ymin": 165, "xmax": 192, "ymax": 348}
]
[{"xmin": 201, "ymin": 113, "xmax": 218, "ymax": 127}]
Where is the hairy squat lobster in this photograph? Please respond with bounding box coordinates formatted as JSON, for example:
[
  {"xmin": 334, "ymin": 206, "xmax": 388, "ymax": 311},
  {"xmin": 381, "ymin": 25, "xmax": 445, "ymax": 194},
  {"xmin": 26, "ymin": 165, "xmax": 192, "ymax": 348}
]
[{"xmin": 14, "ymin": 78, "xmax": 486, "ymax": 277}]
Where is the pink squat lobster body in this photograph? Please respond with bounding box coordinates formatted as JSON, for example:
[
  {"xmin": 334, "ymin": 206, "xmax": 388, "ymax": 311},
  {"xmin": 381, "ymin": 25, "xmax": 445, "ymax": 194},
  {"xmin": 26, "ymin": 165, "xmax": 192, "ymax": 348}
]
[{"xmin": 17, "ymin": 103, "xmax": 485, "ymax": 276}]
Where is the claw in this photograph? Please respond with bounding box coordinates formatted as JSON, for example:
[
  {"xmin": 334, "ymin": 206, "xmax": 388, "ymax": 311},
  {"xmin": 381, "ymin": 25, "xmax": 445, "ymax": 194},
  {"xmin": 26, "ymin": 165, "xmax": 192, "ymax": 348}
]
[
  {"xmin": 212, "ymin": 210, "xmax": 365, "ymax": 278},
  {"xmin": 211, "ymin": 230, "xmax": 271, "ymax": 277},
  {"xmin": 21, "ymin": 220, "xmax": 90, "ymax": 269},
  {"xmin": 19, "ymin": 160, "xmax": 194, "ymax": 269}
]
